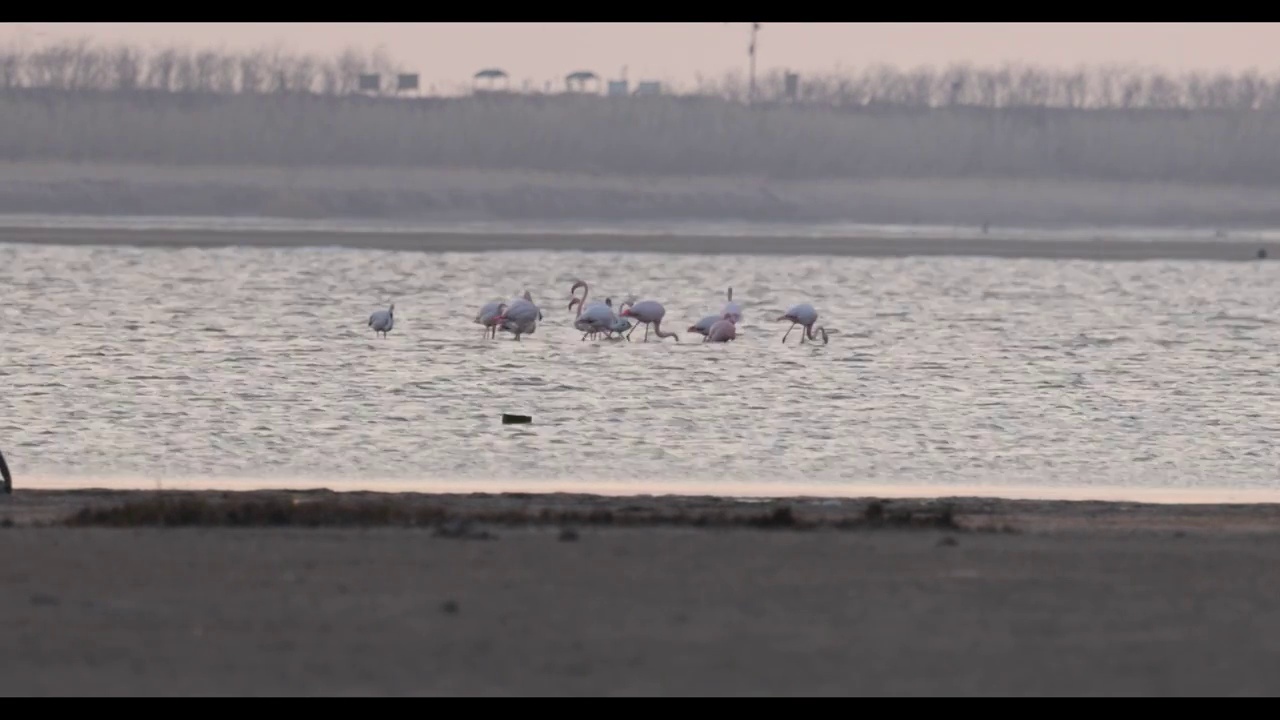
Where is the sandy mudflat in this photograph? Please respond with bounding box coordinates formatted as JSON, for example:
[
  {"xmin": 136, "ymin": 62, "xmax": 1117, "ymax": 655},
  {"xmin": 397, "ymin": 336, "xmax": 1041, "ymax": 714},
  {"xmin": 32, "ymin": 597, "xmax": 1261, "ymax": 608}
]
[
  {"xmin": 4, "ymin": 162, "xmax": 1280, "ymax": 232},
  {"xmin": 0, "ymin": 225, "xmax": 1275, "ymax": 262},
  {"xmin": 3, "ymin": 489, "xmax": 1280, "ymax": 695}
]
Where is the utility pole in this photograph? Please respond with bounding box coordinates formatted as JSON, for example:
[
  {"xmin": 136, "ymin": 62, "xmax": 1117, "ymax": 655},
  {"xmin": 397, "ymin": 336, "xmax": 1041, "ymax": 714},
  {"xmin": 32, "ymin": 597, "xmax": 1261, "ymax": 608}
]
[{"xmin": 748, "ymin": 22, "xmax": 760, "ymax": 105}]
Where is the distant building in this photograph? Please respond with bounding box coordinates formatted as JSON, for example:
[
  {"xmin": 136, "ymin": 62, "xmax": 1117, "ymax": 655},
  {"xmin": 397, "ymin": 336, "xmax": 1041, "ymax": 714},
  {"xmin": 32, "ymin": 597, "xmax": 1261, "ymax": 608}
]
[
  {"xmin": 634, "ymin": 81, "xmax": 661, "ymax": 96},
  {"xmin": 472, "ymin": 68, "xmax": 510, "ymax": 94},
  {"xmin": 607, "ymin": 80, "xmax": 629, "ymax": 97},
  {"xmin": 396, "ymin": 74, "xmax": 419, "ymax": 93},
  {"xmin": 565, "ymin": 71, "xmax": 600, "ymax": 94}
]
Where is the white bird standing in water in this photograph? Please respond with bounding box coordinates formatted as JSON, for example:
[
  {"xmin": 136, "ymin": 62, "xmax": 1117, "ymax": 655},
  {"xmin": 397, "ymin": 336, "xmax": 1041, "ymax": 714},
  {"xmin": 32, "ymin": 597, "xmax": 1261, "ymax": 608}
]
[
  {"xmin": 368, "ymin": 303, "xmax": 394, "ymax": 338},
  {"xmin": 777, "ymin": 303, "xmax": 828, "ymax": 344}
]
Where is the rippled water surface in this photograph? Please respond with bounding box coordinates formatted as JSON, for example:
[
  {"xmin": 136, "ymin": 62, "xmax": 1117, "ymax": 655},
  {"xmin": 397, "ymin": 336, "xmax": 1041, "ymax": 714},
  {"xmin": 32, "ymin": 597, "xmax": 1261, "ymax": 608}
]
[{"xmin": 3, "ymin": 240, "xmax": 1279, "ymax": 495}]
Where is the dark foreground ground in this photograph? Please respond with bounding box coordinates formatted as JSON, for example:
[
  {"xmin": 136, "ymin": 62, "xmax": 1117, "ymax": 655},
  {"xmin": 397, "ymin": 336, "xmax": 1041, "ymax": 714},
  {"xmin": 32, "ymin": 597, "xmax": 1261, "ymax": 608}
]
[{"xmin": 3, "ymin": 489, "xmax": 1280, "ymax": 696}]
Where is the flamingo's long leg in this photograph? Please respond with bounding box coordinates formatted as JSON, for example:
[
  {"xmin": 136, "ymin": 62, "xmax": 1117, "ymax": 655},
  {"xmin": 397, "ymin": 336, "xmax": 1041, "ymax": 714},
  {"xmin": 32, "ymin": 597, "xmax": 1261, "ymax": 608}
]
[{"xmin": 782, "ymin": 322, "xmax": 796, "ymax": 343}]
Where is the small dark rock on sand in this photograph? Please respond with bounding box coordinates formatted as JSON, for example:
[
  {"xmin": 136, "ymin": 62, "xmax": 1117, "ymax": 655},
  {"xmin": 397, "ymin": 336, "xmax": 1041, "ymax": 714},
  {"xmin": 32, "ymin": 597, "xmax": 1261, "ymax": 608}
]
[
  {"xmin": 30, "ymin": 593, "xmax": 60, "ymax": 607},
  {"xmin": 433, "ymin": 520, "xmax": 496, "ymax": 540}
]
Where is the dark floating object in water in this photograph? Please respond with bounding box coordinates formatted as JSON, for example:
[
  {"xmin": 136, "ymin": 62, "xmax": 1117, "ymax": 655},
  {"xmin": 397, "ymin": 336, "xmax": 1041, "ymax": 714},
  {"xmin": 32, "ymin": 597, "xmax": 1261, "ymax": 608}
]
[
  {"xmin": 1259, "ymin": 248, "xmax": 1268, "ymax": 259},
  {"xmin": 0, "ymin": 447, "xmax": 11, "ymax": 494},
  {"xmin": 502, "ymin": 414, "xmax": 532, "ymax": 425}
]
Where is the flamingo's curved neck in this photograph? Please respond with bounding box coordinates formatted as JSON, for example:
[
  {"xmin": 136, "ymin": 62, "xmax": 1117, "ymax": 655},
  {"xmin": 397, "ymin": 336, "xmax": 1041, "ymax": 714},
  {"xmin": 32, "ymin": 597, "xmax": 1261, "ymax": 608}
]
[
  {"xmin": 805, "ymin": 324, "xmax": 828, "ymax": 344},
  {"xmin": 570, "ymin": 283, "xmax": 590, "ymax": 317},
  {"xmin": 653, "ymin": 321, "xmax": 679, "ymax": 341}
]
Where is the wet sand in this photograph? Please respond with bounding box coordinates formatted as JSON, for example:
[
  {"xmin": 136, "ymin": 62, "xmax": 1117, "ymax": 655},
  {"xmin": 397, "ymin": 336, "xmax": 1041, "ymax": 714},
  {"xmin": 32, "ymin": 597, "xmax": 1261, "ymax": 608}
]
[
  {"xmin": 0, "ymin": 225, "xmax": 1274, "ymax": 262},
  {"xmin": 4, "ymin": 489, "xmax": 1280, "ymax": 695}
]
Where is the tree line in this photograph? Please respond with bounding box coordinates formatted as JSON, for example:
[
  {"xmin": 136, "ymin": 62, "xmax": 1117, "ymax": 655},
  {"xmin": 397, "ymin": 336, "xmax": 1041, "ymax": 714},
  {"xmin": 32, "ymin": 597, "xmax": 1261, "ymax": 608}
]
[{"xmin": 4, "ymin": 38, "xmax": 1280, "ymax": 111}]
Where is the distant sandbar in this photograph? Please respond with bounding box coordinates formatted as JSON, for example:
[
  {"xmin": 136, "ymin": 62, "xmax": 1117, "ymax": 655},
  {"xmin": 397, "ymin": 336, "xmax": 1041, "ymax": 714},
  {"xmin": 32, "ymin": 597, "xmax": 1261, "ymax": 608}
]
[{"xmin": 0, "ymin": 225, "xmax": 1274, "ymax": 262}]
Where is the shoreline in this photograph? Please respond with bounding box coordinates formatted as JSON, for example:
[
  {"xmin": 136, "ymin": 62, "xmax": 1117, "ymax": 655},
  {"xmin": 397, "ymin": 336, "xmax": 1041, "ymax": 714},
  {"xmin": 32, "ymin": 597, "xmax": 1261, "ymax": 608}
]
[
  {"xmin": 1, "ymin": 225, "xmax": 1275, "ymax": 262},
  {"xmin": 14, "ymin": 473, "xmax": 1280, "ymax": 505},
  {"xmin": 6, "ymin": 487, "xmax": 1280, "ymax": 535}
]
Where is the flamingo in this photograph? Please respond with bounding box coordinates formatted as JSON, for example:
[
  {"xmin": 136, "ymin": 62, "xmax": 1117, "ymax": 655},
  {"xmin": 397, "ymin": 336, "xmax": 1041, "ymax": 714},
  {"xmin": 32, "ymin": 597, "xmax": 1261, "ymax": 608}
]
[
  {"xmin": 570, "ymin": 296, "xmax": 616, "ymax": 340},
  {"xmin": 0, "ymin": 445, "xmax": 10, "ymax": 494},
  {"xmin": 568, "ymin": 280, "xmax": 614, "ymax": 340},
  {"xmin": 777, "ymin": 303, "xmax": 828, "ymax": 344},
  {"xmin": 705, "ymin": 315, "xmax": 738, "ymax": 343},
  {"xmin": 689, "ymin": 288, "xmax": 741, "ymax": 337},
  {"xmin": 687, "ymin": 314, "xmax": 720, "ymax": 337},
  {"xmin": 474, "ymin": 300, "xmax": 507, "ymax": 338},
  {"xmin": 495, "ymin": 291, "xmax": 542, "ymax": 341},
  {"xmin": 605, "ymin": 314, "xmax": 633, "ymax": 339},
  {"xmin": 577, "ymin": 286, "xmax": 633, "ymax": 340},
  {"xmin": 721, "ymin": 287, "xmax": 742, "ymax": 323},
  {"xmin": 599, "ymin": 297, "xmax": 637, "ymax": 340},
  {"xmin": 368, "ymin": 303, "xmax": 394, "ymax": 338},
  {"xmin": 620, "ymin": 300, "xmax": 679, "ymax": 342}
]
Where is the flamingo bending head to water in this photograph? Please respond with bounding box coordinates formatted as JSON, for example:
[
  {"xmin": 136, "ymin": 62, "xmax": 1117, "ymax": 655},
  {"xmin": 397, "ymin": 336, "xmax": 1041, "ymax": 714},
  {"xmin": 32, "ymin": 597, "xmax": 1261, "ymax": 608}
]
[
  {"xmin": 474, "ymin": 300, "xmax": 507, "ymax": 338},
  {"xmin": 620, "ymin": 300, "xmax": 679, "ymax": 342},
  {"xmin": 495, "ymin": 291, "xmax": 541, "ymax": 341},
  {"xmin": 687, "ymin": 314, "xmax": 720, "ymax": 337},
  {"xmin": 368, "ymin": 303, "xmax": 394, "ymax": 338},
  {"xmin": 704, "ymin": 314, "xmax": 738, "ymax": 343},
  {"xmin": 777, "ymin": 303, "xmax": 828, "ymax": 344},
  {"xmin": 598, "ymin": 295, "xmax": 636, "ymax": 340}
]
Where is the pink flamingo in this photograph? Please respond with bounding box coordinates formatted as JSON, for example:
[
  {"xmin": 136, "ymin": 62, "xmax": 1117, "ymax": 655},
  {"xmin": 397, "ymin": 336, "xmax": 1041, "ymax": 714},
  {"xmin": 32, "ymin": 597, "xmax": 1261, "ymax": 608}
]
[
  {"xmin": 474, "ymin": 300, "xmax": 507, "ymax": 338},
  {"xmin": 777, "ymin": 303, "xmax": 828, "ymax": 344},
  {"xmin": 704, "ymin": 315, "xmax": 738, "ymax": 343},
  {"xmin": 687, "ymin": 314, "xmax": 719, "ymax": 337},
  {"xmin": 568, "ymin": 279, "xmax": 614, "ymax": 340},
  {"xmin": 721, "ymin": 287, "xmax": 742, "ymax": 322},
  {"xmin": 494, "ymin": 290, "xmax": 542, "ymax": 341},
  {"xmin": 620, "ymin": 300, "xmax": 679, "ymax": 342}
]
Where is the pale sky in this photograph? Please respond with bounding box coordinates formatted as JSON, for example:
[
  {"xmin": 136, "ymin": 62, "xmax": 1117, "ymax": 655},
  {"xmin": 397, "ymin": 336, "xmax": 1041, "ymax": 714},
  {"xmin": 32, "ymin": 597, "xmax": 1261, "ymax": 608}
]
[{"xmin": 5, "ymin": 23, "xmax": 1280, "ymax": 93}]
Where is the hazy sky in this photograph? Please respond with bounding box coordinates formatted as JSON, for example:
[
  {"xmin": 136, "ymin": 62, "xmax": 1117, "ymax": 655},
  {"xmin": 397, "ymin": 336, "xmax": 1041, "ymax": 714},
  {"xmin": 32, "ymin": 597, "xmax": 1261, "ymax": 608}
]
[{"xmin": 5, "ymin": 23, "xmax": 1280, "ymax": 93}]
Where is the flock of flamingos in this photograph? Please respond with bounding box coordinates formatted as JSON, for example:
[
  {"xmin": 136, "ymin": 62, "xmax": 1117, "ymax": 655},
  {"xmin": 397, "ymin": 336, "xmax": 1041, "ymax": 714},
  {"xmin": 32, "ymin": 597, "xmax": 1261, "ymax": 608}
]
[{"xmin": 366, "ymin": 280, "xmax": 831, "ymax": 345}]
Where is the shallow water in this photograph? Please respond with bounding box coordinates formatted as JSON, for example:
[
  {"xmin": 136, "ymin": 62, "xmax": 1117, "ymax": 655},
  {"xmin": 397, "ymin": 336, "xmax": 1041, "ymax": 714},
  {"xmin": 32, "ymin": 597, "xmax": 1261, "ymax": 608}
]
[{"xmin": 2, "ymin": 240, "xmax": 1279, "ymax": 496}]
